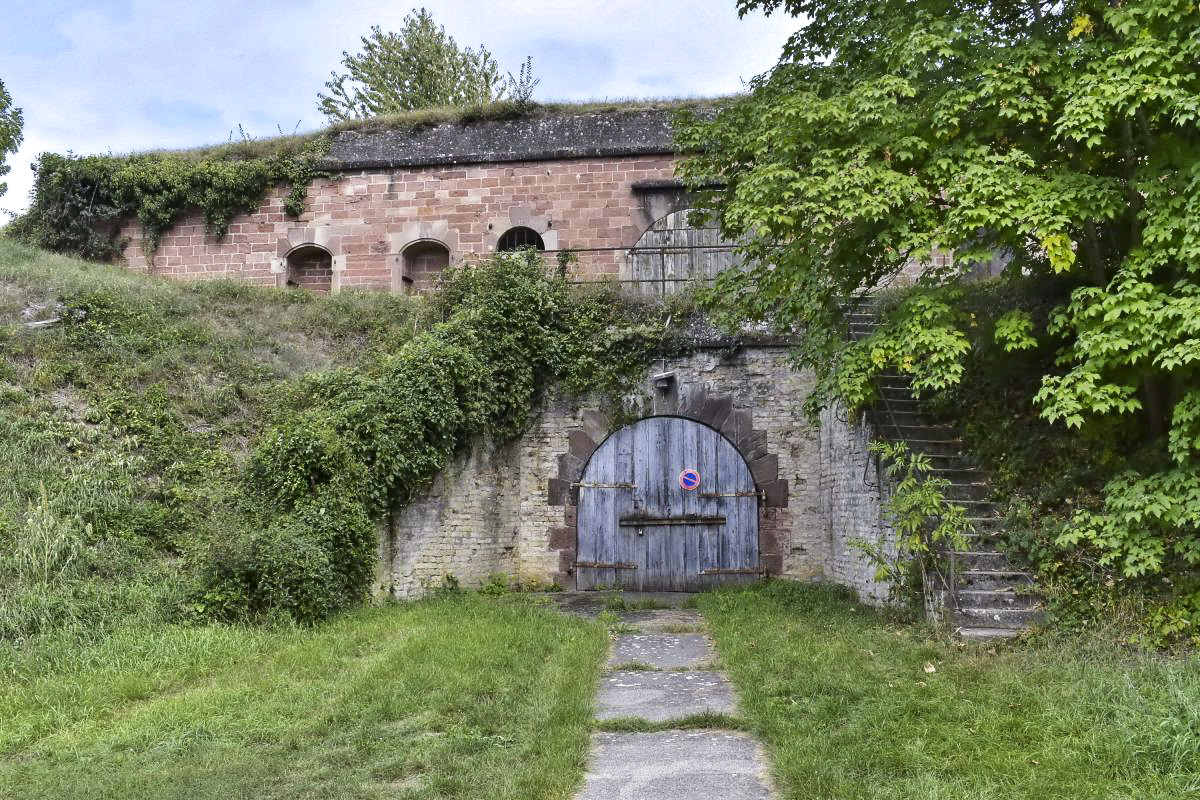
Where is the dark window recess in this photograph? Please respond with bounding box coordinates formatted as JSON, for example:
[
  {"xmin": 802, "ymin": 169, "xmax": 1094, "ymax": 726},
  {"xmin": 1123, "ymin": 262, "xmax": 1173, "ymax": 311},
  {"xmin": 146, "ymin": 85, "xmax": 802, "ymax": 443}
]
[
  {"xmin": 403, "ymin": 241, "xmax": 450, "ymax": 284},
  {"xmin": 285, "ymin": 245, "xmax": 333, "ymax": 293},
  {"xmin": 497, "ymin": 226, "xmax": 546, "ymax": 251}
]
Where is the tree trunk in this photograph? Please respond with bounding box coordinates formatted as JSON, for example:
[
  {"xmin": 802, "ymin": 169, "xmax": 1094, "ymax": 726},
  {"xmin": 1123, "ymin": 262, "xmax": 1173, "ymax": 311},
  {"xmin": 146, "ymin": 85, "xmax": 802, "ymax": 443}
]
[{"xmin": 1142, "ymin": 374, "xmax": 1169, "ymax": 445}]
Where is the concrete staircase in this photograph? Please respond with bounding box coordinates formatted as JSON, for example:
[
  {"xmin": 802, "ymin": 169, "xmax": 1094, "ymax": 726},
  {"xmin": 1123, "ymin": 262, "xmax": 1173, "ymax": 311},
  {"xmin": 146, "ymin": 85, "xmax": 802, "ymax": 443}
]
[{"xmin": 847, "ymin": 304, "xmax": 1041, "ymax": 639}]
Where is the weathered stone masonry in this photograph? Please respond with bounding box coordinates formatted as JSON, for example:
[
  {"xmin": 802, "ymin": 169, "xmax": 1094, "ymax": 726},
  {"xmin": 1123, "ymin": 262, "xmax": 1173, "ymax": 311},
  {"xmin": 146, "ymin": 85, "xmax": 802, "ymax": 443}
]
[
  {"xmin": 383, "ymin": 344, "xmax": 899, "ymax": 604},
  {"xmin": 114, "ymin": 105, "xmax": 901, "ymax": 603},
  {"xmin": 116, "ymin": 109, "xmax": 694, "ymax": 292}
]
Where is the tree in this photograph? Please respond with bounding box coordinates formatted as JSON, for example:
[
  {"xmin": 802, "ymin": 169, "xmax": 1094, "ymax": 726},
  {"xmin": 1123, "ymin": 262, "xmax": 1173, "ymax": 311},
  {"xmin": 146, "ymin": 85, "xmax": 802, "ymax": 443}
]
[
  {"xmin": 677, "ymin": 0, "xmax": 1200, "ymax": 636},
  {"xmin": 0, "ymin": 79, "xmax": 23, "ymax": 199},
  {"xmin": 318, "ymin": 8, "xmax": 514, "ymax": 121}
]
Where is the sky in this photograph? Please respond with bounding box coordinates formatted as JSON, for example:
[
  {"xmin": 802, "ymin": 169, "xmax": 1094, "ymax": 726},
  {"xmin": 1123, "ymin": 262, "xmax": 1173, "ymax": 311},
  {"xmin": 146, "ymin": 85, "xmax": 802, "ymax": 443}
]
[{"xmin": 0, "ymin": 0, "xmax": 797, "ymax": 218}]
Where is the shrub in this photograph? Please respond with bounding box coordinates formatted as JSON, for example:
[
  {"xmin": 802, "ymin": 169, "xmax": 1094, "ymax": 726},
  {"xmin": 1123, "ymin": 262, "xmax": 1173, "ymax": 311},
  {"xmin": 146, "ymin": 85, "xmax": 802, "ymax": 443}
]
[{"xmin": 189, "ymin": 251, "xmax": 678, "ymax": 624}]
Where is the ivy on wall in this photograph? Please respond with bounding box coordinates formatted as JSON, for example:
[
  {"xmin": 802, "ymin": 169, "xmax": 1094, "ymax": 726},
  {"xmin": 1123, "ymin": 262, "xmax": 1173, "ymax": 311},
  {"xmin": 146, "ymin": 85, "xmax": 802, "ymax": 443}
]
[
  {"xmin": 189, "ymin": 251, "xmax": 681, "ymax": 623},
  {"xmin": 4, "ymin": 136, "xmax": 330, "ymax": 260}
]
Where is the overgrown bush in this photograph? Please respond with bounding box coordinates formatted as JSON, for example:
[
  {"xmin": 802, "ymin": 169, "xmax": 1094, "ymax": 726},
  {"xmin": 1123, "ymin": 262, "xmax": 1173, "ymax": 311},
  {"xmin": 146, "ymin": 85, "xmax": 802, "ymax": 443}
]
[
  {"xmin": 5, "ymin": 136, "xmax": 329, "ymax": 259},
  {"xmin": 190, "ymin": 251, "xmax": 676, "ymax": 623},
  {"xmin": 918, "ymin": 275, "xmax": 1195, "ymax": 646}
]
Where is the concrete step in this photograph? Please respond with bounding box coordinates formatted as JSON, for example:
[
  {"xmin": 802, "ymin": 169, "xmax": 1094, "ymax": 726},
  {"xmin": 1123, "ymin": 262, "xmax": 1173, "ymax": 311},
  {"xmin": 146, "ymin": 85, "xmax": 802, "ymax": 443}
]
[
  {"xmin": 956, "ymin": 625, "xmax": 1029, "ymax": 640},
  {"xmin": 922, "ymin": 465, "xmax": 987, "ymax": 482},
  {"xmin": 946, "ymin": 550, "xmax": 1011, "ymax": 570},
  {"xmin": 955, "ymin": 500, "xmax": 1003, "ymax": 516},
  {"xmin": 903, "ymin": 438, "xmax": 967, "ymax": 458},
  {"xmin": 875, "ymin": 422, "xmax": 961, "ymax": 442},
  {"xmin": 877, "ymin": 399, "xmax": 924, "ymax": 415},
  {"xmin": 954, "ymin": 587, "xmax": 1040, "ymax": 610},
  {"xmin": 953, "ymin": 569, "xmax": 1035, "ymax": 591},
  {"xmin": 942, "ymin": 482, "xmax": 991, "ymax": 502},
  {"xmin": 953, "ymin": 605, "xmax": 1043, "ymax": 627},
  {"xmin": 879, "ymin": 385, "xmax": 914, "ymax": 399}
]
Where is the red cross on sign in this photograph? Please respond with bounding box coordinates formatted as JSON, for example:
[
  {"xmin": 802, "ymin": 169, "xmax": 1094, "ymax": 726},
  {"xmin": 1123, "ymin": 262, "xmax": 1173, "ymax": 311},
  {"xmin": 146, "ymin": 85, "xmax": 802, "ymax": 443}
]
[{"xmin": 679, "ymin": 468, "xmax": 701, "ymax": 491}]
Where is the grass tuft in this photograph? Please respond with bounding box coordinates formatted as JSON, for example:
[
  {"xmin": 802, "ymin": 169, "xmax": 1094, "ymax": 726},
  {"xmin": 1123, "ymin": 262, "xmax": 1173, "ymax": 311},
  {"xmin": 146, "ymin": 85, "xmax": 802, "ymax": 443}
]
[{"xmin": 593, "ymin": 712, "xmax": 746, "ymax": 733}]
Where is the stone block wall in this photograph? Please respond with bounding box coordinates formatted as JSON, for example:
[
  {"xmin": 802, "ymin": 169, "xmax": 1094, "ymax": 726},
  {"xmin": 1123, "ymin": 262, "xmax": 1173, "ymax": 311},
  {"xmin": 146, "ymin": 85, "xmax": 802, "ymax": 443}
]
[
  {"xmin": 116, "ymin": 155, "xmax": 681, "ymax": 289},
  {"xmin": 817, "ymin": 403, "xmax": 897, "ymax": 605},
  {"xmin": 384, "ymin": 439, "xmax": 523, "ymax": 598},
  {"xmin": 377, "ymin": 344, "xmax": 898, "ymax": 605}
]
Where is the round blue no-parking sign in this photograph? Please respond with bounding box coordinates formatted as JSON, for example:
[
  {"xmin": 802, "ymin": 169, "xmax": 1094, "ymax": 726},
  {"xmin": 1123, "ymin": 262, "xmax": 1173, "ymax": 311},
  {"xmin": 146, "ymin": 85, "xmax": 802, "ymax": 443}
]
[{"xmin": 678, "ymin": 468, "xmax": 701, "ymax": 491}]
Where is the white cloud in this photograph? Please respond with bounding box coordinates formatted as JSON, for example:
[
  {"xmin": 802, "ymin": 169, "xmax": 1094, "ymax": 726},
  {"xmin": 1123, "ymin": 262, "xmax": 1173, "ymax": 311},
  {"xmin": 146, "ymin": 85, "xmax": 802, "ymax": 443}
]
[{"xmin": 1, "ymin": 0, "xmax": 796, "ymax": 217}]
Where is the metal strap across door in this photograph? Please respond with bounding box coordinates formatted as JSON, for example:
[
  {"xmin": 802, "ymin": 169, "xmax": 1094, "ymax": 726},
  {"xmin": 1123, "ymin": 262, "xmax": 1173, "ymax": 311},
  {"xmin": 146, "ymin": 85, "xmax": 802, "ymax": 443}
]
[{"xmin": 575, "ymin": 416, "xmax": 759, "ymax": 591}]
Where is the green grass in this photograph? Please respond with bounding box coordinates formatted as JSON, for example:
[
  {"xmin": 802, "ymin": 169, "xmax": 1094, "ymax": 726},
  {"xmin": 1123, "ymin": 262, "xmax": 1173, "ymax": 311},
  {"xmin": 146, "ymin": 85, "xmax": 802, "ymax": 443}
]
[
  {"xmin": 0, "ymin": 593, "xmax": 607, "ymax": 799},
  {"xmin": 592, "ymin": 712, "xmax": 746, "ymax": 733},
  {"xmin": 699, "ymin": 581, "xmax": 1200, "ymax": 800}
]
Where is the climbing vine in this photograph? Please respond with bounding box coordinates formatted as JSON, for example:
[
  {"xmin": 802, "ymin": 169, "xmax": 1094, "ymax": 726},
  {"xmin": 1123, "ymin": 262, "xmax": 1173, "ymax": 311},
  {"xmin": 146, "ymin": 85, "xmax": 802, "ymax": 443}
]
[
  {"xmin": 5, "ymin": 135, "xmax": 329, "ymax": 260},
  {"xmin": 189, "ymin": 251, "xmax": 679, "ymax": 623},
  {"xmin": 851, "ymin": 441, "xmax": 971, "ymax": 614}
]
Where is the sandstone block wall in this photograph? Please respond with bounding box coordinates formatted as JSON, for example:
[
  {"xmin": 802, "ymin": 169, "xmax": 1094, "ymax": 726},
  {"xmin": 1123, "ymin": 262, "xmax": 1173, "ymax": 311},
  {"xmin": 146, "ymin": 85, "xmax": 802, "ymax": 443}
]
[
  {"xmin": 117, "ymin": 155, "xmax": 680, "ymax": 290},
  {"xmin": 384, "ymin": 439, "xmax": 522, "ymax": 598}
]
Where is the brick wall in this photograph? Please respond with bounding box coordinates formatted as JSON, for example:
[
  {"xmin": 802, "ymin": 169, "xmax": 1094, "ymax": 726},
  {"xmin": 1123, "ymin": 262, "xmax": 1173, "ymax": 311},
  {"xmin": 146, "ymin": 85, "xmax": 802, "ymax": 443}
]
[
  {"xmin": 817, "ymin": 403, "xmax": 898, "ymax": 605},
  {"xmin": 117, "ymin": 155, "xmax": 680, "ymax": 290},
  {"xmin": 377, "ymin": 345, "xmax": 898, "ymax": 604}
]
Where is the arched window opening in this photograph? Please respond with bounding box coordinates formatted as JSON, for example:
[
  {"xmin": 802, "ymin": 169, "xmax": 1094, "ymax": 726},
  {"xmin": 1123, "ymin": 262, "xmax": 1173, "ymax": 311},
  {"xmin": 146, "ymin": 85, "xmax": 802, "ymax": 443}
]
[
  {"xmin": 402, "ymin": 240, "xmax": 451, "ymax": 293},
  {"xmin": 285, "ymin": 245, "xmax": 333, "ymax": 292},
  {"xmin": 497, "ymin": 226, "xmax": 545, "ymax": 252}
]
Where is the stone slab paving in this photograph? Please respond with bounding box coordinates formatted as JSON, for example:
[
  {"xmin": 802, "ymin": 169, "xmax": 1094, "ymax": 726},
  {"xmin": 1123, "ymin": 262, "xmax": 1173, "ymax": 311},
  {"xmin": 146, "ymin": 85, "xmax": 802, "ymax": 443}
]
[
  {"xmin": 560, "ymin": 593, "xmax": 776, "ymax": 799},
  {"xmin": 607, "ymin": 633, "xmax": 716, "ymax": 669},
  {"xmin": 576, "ymin": 731, "xmax": 774, "ymax": 800},
  {"xmin": 619, "ymin": 608, "xmax": 708, "ymax": 632},
  {"xmin": 596, "ymin": 670, "xmax": 736, "ymax": 722}
]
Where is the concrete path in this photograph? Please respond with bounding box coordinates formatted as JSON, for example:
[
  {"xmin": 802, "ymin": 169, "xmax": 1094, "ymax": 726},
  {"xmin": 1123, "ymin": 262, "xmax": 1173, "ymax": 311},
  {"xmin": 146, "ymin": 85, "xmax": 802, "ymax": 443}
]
[{"xmin": 558, "ymin": 592, "xmax": 776, "ymax": 800}]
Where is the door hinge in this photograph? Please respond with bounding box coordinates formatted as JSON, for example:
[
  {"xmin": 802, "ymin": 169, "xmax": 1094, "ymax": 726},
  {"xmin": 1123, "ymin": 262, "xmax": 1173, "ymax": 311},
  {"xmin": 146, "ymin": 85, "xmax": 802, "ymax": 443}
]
[
  {"xmin": 700, "ymin": 567, "xmax": 764, "ymax": 575},
  {"xmin": 573, "ymin": 561, "xmax": 638, "ymax": 570},
  {"xmin": 573, "ymin": 482, "xmax": 637, "ymax": 490},
  {"xmin": 618, "ymin": 515, "xmax": 726, "ymax": 526}
]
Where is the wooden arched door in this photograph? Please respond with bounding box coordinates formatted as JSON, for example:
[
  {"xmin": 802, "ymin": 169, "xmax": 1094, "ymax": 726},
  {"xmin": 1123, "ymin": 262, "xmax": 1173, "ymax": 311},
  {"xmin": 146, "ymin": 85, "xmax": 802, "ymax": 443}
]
[
  {"xmin": 576, "ymin": 416, "xmax": 759, "ymax": 591},
  {"xmin": 628, "ymin": 209, "xmax": 738, "ymax": 296}
]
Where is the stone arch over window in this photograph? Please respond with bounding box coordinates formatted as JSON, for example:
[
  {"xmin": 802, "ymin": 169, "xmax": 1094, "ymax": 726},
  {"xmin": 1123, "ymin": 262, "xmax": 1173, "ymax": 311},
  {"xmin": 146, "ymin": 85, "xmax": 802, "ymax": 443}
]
[
  {"xmin": 625, "ymin": 208, "xmax": 737, "ymax": 296},
  {"xmin": 485, "ymin": 206, "xmax": 558, "ymax": 252},
  {"xmin": 401, "ymin": 239, "xmax": 451, "ymax": 293},
  {"xmin": 497, "ymin": 226, "xmax": 546, "ymax": 252},
  {"xmin": 284, "ymin": 244, "xmax": 333, "ymax": 292},
  {"xmin": 388, "ymin": 222, "xmax": 459, "ymax": 294},
  {"xmin": 272, "ymin": 227, "xmax": 345, "ymax": 292}
]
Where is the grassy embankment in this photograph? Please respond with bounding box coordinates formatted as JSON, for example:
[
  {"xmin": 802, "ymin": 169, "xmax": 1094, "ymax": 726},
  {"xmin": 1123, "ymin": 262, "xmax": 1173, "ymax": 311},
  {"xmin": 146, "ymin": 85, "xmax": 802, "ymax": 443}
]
[
  {"xmin": 0, "ymin": 238, "xmax": 421, "ymax": 640},
  {"xmin": 0, "ymin": 240, "xmax": 607, "ymax": 798},
  {"xmin": 700, "ymin": 582, "xmax": 1200, "ymax": 800},
  {"xmin": 0, "ymin": 593, "xmax": 607, "ymax": 799}
]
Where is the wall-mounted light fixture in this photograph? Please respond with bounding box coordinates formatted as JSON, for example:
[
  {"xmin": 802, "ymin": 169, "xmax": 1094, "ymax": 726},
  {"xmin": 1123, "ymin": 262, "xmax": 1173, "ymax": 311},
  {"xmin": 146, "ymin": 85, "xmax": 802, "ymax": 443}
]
[{"xmin": 652, "ymin": 372, "xmax": 676, "ymax": 393}]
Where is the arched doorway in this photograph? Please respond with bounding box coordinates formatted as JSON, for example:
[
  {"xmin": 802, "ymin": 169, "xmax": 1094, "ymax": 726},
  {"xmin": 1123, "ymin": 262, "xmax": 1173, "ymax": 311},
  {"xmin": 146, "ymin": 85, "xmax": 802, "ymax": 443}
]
[
  {"xmin": 576, "ymin": 416, "xmax": 759, "ymax": 591},
  {"xmin": 628, "ymin": 209, "xmax": 737, "ymax": 296},
  {"xmin": 285, "ymin": 244, "xmax": 333, "ymax": 292}
]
